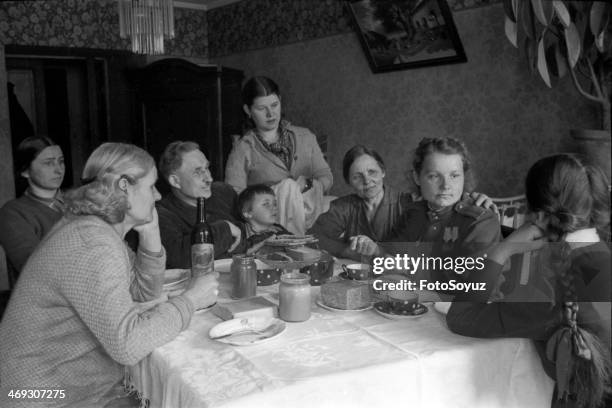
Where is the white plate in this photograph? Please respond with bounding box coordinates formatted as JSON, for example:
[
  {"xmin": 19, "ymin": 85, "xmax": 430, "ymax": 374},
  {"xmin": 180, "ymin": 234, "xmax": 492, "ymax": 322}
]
[
  {"xmin": 373, "ymin": 302, "xmax": 428, "ymax": 320},
  {"xmin": 209, "ymin": 317, "xmax": 285, "ymax": 346},
  {"xmin": 316, "ymin": 297, "xmax": 373, "ymax": 313},
  {"xmin": 214, "ymin": 258, "xmax": 233, "ymax": 273}
]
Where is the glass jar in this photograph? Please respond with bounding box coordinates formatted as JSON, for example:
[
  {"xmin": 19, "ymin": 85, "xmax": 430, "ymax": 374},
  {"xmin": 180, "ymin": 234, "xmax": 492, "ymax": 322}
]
[
  {"xmin": 279, "ymin": 272, "xmax": 311, "ymax": 322},
  {"xmin": 231, "ymin": 254, "xmax": 256, "ymax": 299}
]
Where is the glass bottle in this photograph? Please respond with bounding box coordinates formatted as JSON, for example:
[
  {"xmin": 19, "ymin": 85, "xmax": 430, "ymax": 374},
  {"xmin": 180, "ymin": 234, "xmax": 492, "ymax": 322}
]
[
  {"xmin": 279, "ymin": 272, "xmax": 311, "ymax": 322},
  {"xmin": 191, "ymin": 197, "xmax": 214, "ymax": 278}
]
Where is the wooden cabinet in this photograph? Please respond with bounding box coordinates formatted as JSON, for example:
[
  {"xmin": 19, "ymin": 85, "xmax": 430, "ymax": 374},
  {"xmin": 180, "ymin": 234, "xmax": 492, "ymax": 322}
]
[{"xmin": 130, "ymin": 59, "xmax": 244, "ymax": 185}]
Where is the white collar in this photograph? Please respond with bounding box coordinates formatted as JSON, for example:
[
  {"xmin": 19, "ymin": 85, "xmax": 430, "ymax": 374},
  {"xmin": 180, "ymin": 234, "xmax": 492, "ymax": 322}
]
[{"xmin": 564, "ymin": 228, "xmax": 600, "ymax": 243}]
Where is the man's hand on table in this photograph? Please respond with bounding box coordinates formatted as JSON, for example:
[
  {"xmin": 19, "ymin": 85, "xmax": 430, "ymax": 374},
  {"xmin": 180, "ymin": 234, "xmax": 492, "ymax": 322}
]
[
  {"xmin": 183, "ymin": 272, "xmax": 219, "ymax": 310},
  {"xmin": 349, "ymin": 235, "xmax": 383, "ymax": 257}
]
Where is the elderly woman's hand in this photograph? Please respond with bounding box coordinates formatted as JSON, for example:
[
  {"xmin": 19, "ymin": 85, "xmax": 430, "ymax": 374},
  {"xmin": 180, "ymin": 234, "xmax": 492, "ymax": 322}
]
[
  {"xmin": 183, "ymin": 272, "xmax": 219, "ymax": 310},
  {"xmin": 349, "ymin": 235, "xmax": 381, "ymax": 256}
]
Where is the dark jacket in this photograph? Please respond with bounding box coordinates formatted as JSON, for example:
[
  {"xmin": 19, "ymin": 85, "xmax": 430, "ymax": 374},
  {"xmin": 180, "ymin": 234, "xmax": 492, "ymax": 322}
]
[{"xmin": 156, "ymin": 182, "xmax": 240, "ymax": 268}]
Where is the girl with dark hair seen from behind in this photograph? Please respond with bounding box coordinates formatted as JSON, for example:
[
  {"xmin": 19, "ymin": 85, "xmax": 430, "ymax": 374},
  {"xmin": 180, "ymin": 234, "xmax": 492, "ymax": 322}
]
[
  {"xmin": 446, "ymin": 153, "xmax": 611, "ymax": 408},
  {"xmin": 225, "ymin": 76, "xmax": 333, "ymax": 235},
  {"xmin": 0, "ymin": 136, "xmax": 65, "ymax": 274}
]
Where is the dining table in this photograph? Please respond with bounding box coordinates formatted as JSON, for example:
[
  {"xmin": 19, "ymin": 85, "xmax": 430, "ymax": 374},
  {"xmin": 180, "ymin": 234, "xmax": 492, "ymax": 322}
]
[{"xmin": 128, "ymin": 258, "xmax": 554, "ymax": 408}]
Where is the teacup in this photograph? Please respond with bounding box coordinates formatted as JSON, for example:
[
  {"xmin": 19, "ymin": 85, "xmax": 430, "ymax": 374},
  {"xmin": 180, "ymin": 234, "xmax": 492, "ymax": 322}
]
[
  {"xmin": 385, "ymin": 290, "xmax": 419, "ymax": 313},
  {"xmin": 300, "ymin": 250, "xmax": 334, "ymax": 286},
  {"xmin": 342, "ymin": 263, "xmax": 370, "ymax": 281}
]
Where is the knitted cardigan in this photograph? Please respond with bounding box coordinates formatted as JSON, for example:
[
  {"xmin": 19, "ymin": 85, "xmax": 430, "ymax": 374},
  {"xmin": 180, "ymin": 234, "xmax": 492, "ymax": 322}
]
[
  {"xmin": 224, "ymin": 124, "xmax": 333, "ymax": 194},
  {"xmin": 0, "ymin": 215, "xmax": 194, "ymax": 408}
]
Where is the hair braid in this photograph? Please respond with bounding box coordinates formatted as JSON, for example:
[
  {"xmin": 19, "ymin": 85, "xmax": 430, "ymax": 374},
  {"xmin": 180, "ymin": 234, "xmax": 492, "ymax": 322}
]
[{"xmin": 529, "ymin": 154, "xmax": 612, "ymax": 407}]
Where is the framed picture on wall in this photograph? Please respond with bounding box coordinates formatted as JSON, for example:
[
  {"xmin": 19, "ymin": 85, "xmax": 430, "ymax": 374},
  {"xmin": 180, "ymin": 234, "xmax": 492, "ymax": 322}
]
[{"xmin": 346, "ymin": 0, "xmax": 467, "ymax": 73}]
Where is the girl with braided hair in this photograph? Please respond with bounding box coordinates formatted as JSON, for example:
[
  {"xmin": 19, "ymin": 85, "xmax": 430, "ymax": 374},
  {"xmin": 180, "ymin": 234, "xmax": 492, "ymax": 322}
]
[{"xmin": 446, "ymin": 153, "xmax": 611, "ymax": 408}]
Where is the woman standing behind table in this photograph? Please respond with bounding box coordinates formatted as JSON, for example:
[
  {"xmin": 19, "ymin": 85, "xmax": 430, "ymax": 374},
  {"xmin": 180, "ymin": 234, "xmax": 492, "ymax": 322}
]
[
  {"xmin": 350, "ymin": 137, "xmax": 500, "ymax": 285},
  {"xmin": 446, "ymin": 154, "xmax": 611, "ymax": 408},
  {"xmin": 0, "ymin": 136, "xmax": 65, "ymax": 274},
  {"xmin": 225, "ymin": 76, "xmax": 333, "ymax": 235},
  {"xmin": 0, "ymin": 143, "xmax": 218, "ymax": 408}
]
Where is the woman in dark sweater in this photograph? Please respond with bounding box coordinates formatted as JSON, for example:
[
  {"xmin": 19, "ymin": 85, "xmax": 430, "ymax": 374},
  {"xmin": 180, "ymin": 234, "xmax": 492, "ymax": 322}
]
[
  {"xmin": 0, "ymin": 136, "xmax": 65, "ymax": 274},
  {"xmin": 447, "ymin": 154, "xmax": 611, "ymax": 408}
]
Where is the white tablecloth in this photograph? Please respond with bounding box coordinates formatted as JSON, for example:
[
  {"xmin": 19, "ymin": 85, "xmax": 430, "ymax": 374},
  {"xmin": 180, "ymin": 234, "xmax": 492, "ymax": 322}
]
[{"xmin": 129, "ymin": 261, "xmax": 554, "ymax": 408}]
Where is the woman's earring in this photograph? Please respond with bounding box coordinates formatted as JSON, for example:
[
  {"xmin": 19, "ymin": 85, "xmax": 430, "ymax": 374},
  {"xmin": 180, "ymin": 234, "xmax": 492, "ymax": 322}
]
[{"xmin": 118, "ymin": 177, "xmax": 129, "ymax": 192}]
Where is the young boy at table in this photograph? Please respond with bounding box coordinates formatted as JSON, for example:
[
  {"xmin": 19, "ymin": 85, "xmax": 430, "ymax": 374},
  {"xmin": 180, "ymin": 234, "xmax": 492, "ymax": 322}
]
[{"xmin": 237, "ymin": 184, "xmax": 292, "ymax": 253}]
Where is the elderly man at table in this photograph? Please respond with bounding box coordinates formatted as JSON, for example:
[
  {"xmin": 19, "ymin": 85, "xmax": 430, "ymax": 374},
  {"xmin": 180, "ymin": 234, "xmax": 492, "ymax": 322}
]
[{"xmin": 157, "ymin": 141, "xmax": 242, "ymax": 268}]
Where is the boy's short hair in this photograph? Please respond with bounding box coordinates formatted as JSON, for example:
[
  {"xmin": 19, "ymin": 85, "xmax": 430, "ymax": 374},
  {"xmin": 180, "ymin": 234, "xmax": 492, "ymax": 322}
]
[{"xmin": 237, "ymin": 184, "xmax": 275, "ymax": 221}]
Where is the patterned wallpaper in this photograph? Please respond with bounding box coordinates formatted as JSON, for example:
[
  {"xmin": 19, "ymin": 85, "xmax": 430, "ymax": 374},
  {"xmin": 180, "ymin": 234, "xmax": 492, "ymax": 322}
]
[
  {"xmin": 212, "ymin": 3, "xmax": 598, "ymax": 197},
  {"xmin": 0, "ymin": 0, "xmax": 208, "ymax": 58},
  {"xmin": 208, "ymin": 0, "xmax": 502, "ymax": 57}
]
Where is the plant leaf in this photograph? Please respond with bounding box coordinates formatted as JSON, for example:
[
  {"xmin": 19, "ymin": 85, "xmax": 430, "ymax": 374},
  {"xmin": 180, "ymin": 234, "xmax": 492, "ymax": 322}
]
[
  {"xmin": 546, "ymin": 40, "xmax": 568, "ymax": 79},
  {"xmin": 505, "ymin": 15, "xmax": 518, "ymax": 48},
  {"xmin": 554, "ymin": 42, "xmax": 568, "ymax": 78},
  {"xmin": 552, "ymin": 0, "xmax": 570, "ymax": 28},
  {"xmin": 531, "ymin": 0, "xmax": 554, "ymax": 26},
  {"xmin": 590, "ymin": 1, "xmax": 610, "ymax": 38},
  {"xmin": 521, "ymin": 0, "xmax": 536, "ymax": 39},
  {"xmin": 595, "ymin": 30, "xmax": 605, "ymax": 54},
  {"xmin": 512, "ymin": 0, "xmax": 519, "ymax": 23},
  {"xmin": 503, "ymin": 0, "xmax": 516, "ymax": 22},
  {"xmin": 574, "ymin": 5, "xmax": 595, "ymax": 53},
  {"xmin": 565, "ymin": 22, "xmax": 582, "ymax": 68},
  {"xmin": 524, "ymin": 37, "xmax": 537, "ymax": 73},
  {"xmin": 537, "ymin": 35, "xmax": 552, "ymax": 87}
]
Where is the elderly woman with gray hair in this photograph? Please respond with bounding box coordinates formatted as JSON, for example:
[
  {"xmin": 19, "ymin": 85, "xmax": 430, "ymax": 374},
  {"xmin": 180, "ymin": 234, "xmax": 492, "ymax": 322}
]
[{"xmin": 0, "ymin": 143, "xmax": 218, "ymax": 408}]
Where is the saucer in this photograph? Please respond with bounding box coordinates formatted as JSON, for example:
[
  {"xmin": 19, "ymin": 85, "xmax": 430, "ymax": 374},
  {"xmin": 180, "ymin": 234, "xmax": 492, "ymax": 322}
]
[
  {"xmin": 373, "ymin": 302, "xmax": 428, "ymax": 319},
  {"xmin": 209, "ymin": 317, "xmax": 286, "ymax": 346},
  {"xmin": 338, "ymin": 271, "xmax": 370, "ymax": 283}
]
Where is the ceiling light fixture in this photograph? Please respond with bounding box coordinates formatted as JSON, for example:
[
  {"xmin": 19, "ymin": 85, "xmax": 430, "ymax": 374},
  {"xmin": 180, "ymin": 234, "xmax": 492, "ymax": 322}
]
[{"xmin": 118, "ymin": 0, "xmax": 175, "ymax": 55}]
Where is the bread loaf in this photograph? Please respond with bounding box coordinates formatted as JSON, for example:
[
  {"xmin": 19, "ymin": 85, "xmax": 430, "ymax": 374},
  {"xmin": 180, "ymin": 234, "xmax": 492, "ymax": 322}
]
[{"xmin": 320, "ymin": 280, "xmax": 371, "ymax": 310}]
